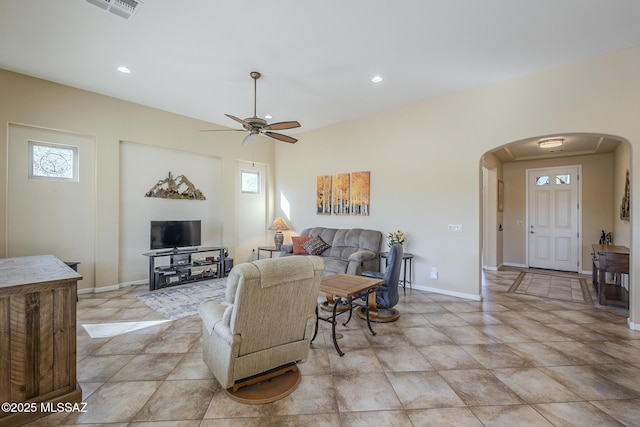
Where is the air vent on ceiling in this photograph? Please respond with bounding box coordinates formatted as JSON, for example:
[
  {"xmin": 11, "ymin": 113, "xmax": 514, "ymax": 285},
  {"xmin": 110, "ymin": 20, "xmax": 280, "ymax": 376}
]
[{"xmin": 86, "ymin": 0, "xmax": 143, "ymax": 20}]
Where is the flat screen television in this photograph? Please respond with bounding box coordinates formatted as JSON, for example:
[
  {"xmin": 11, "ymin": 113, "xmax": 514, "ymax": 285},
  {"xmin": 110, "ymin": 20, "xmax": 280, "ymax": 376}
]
[{"xmin": 150, "ymin": 220, "xmax": 201, "ymax": 250}]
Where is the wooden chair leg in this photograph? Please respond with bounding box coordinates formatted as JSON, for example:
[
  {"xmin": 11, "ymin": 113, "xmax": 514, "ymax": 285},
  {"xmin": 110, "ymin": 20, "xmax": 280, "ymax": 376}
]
[
  {"xmin": 367, "ymin": 290, "xmax": 379, "ymax": 318},
  {"xmin": 320, "ymin": 292, "xmax": 350, "ymax": 313},
  {"xmin": 356, "ymin": 290, "xmax": 400, "ymax": 323}
]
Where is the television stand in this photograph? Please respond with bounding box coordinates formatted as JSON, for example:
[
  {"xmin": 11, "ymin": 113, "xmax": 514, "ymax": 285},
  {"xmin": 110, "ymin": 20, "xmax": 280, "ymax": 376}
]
[{"xmin": 142, "ymin": 246, "xmax": 232, "ymax": 291}]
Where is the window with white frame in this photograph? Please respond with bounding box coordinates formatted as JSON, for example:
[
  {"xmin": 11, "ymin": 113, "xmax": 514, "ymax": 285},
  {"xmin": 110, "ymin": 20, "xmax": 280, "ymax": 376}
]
[
  {"xmin": 28, "ymin": 141, "xmax": 79, "ymax": 181},
  {"xmin": 241, "ymin": 170, "xmax": 260, "ymax": 194}
]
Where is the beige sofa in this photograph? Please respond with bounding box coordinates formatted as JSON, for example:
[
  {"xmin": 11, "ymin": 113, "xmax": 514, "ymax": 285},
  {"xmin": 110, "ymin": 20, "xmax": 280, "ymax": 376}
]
[{"xmin": 280, "ymin": 227, "xmax": 382, "ymax": 276}]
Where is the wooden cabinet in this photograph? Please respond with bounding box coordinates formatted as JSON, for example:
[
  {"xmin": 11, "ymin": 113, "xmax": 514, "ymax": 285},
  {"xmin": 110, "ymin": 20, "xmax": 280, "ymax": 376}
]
[
  {"xmin": 592, "ymin": 244, "xmax": 629, "ymax": 308},
  {"xmin": 0, "ymin": 255, "xmax": 83, "ymax": 426}
]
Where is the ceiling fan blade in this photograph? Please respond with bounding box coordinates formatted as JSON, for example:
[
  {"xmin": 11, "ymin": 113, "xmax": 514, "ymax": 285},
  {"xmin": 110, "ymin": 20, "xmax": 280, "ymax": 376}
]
[
  {"xmin": 225, "ymin": 114, "xmax": 251, "ymax": 129},
  {"xmin": 200, "ymin": 129, "xmax": 245, "ymax": 132},
  {"xmin": 264, "ymin": 131, "xmax": 298, "ymax": 144},
  {"xmin": 263, "ymin": 121, "xmax": 301, "ymax": 131},
  {"xmin": 242, "ymin": 132, "xmax": 259, "ymax": 146}
]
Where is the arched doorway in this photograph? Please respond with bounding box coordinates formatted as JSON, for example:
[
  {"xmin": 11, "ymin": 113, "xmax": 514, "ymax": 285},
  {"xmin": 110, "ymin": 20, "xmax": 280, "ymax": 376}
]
[{"xmin": 480, "ymin": 133, "xmax": 631, "ymax": 305}]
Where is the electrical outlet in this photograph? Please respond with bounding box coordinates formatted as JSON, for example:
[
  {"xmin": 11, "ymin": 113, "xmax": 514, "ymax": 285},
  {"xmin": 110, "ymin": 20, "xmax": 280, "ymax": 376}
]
[
  {"xmin": 447, "ymin": 224, "xmax": 463, "ymax": 232},
  {"xmin": 430, "ymin": 267, "xmax": 438, "ymax": 279}
]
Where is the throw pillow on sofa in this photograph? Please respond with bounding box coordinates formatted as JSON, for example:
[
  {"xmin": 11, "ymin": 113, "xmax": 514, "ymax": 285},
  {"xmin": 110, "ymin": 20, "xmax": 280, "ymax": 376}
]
[
  {"xmin": 302, "ymin": 236, "xmax": 331, "ymax": 255},
  {"xmin": 292, "ymin": 236, "xmax": 313, "ymax": 254}
]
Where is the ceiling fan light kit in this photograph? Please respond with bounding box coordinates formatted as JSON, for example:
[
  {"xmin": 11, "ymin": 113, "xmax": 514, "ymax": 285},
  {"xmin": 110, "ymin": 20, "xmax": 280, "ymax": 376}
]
[
  {"xmin": 202, "ymin": 71, "xmax": 301, "ymax": 146},
  {"xmin": 242, "ymin": 132, "xmax": 258, "ymax": 146}
]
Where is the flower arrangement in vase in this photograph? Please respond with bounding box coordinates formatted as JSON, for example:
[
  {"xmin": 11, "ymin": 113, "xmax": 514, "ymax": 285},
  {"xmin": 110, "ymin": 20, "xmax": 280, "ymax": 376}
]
[{"xmin": 387, "ymin": 230, "xmax": 406, "ymax": 248}]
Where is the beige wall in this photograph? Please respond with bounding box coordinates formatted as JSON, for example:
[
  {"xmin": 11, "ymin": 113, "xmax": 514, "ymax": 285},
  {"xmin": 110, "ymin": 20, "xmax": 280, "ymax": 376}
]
[
  {"xmin": 0, "ymin": 69, "xmax": 275, "ymax": 289},
  {"xmin": 118, "ymin": 142, "xmax": 224, "ymax": 284},
  {"xmin": 7, "ymin": 124, "xmax": 97, "ymax": 289},
  {"xmin": 502, "ymin": 152, "xmax": 614, "ymax": 273},
  {"xmin": 277, "ymin": 46, "xmax": 640, "ymax": 324}
]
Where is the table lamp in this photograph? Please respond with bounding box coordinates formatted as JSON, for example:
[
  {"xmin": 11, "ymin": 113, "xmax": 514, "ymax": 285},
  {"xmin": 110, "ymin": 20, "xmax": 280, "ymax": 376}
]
[{"xmin": 268, "ymin": 217, "xmax": 289, "ymax": 250}]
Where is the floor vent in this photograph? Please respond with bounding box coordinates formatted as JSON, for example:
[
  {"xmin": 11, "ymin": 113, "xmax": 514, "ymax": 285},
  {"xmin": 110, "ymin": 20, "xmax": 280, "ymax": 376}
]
[{"xmin": 86, "ymin": 0, "xmax": 143, "ymax": 20}]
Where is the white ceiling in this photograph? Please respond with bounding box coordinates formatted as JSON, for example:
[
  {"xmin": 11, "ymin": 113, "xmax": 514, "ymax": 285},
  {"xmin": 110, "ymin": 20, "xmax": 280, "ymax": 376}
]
[{"xmin": 2, "ymin": 0, "xmax": 640, "ymax": 146}]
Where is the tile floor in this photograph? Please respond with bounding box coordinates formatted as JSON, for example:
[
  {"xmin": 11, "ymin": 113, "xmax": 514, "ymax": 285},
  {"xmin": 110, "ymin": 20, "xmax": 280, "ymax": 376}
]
[{"xmin": 29, "ymin": 269, "xmax": 640, "ymax": 426}]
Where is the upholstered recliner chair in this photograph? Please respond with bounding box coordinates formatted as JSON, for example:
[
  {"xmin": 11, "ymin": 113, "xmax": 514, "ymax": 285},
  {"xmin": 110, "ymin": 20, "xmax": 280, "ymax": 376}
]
[
  {"xmin": 198, "ymin": 256, "xmax": 324, "ymax": 403},
  {"xmin": 359, "ymin": 243, "xmax": 403, "ymax": 322}
]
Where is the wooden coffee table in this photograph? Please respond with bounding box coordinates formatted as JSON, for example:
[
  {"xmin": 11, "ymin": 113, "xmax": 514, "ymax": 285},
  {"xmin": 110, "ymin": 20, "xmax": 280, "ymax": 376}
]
[{"xmin": 312, "ymin": 274, "xmax": 384, "ymax": 356}]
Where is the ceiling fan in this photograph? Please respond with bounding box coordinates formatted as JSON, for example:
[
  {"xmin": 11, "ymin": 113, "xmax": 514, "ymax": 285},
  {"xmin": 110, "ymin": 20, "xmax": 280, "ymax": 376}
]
[{"xmin": 202, "ymin": 71, "xmax": 301, "ymax": 146}]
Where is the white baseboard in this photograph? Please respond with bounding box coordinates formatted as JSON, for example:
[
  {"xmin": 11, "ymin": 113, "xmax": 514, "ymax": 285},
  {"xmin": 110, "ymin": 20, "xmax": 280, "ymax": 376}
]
[
  {"xmin": 78, "ymin": 279, "xmax": 147, "ymax": 295},
  {"xmin": 118, "ymin": 279, "xmax": 148, "ymax": 287},
  {"xmin": 502, "ymin": 262, "xmax": 527, "ymax": 268},
  {"xmin": 412, "ymin": 284, "xmax": 482, "ymax": 301},
  {"xmin": 91, "ymin": 284, "xmax": 121, "ymax": 293},
  {"xmin": 482, "ymin": 266, "xmax": 499, "ymax": 271},
  {"xmin": 628, "ymin": 318, "xmax": 639, "ymax": 331},
  {"xmin": 502, "ymin": 262, "xmax": 591, "ymax": 276}
]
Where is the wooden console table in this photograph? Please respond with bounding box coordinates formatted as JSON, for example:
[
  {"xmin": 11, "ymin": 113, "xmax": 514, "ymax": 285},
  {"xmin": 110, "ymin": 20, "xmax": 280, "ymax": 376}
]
[
  {"xmin": 592, "ymin": 244, "xmax": 629, "ymax": 308},
  {"xmin": 0, "ymin": 255, "xmax": 83, "ymax": 426}
]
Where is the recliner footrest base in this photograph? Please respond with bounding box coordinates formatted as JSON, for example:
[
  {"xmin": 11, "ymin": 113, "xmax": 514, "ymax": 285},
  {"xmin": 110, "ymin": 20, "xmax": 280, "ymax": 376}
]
[{"xmin": 225, "ymin": 363, "xmax": 301, "ymax": 404}]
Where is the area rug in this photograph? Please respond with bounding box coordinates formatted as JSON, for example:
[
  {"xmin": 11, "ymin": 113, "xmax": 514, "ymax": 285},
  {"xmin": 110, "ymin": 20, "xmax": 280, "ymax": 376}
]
[
  {"xmin": 507, "ymin": 271, "xmax": 593, "ymax": 305},
  {"xmin": 136, "ymin": 278, "xmax": 227, "ymax": 320}
]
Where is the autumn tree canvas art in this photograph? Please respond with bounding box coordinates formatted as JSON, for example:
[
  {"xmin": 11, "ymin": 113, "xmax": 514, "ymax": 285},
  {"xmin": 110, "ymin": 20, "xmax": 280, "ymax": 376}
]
[
  {"xmin": 316, "ymin": 175, "xmax": 332, "ymax": 215},
  {"xmin": 350, "ymin": 171, "xmax": 370, "ymax": 216},
  {"xmin": 332, "ymin": 173, "xmax": 350, "ymax": 215},
  {"xmin": 316, "ymin": 171, "xmax": 370, "ymax": 216}
]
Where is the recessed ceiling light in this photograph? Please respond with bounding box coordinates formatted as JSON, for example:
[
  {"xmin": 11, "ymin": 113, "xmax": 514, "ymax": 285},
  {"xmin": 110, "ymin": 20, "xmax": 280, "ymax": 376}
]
[
  {"xmin": 371, "ymin": 75, "xmax": 383, "ymax": 83},
  {"xmin": 265, "ymin": 114, "xmax": 273, "ymax": 120},
  {"xmin": 117, "ymin": 66, "xmax": 131, "ymax": 74}
]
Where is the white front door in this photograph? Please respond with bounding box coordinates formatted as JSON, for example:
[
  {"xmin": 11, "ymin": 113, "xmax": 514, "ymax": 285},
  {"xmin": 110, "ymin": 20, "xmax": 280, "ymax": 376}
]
[{"xmin": 527, "ymin": 166, "xmax": 581, "ymax": 272}]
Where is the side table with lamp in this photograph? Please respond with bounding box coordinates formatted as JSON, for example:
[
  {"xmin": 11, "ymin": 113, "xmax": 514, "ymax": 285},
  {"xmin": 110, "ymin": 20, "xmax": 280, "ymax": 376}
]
[
  {"xmin": 257, "ymin": 246, "xmax": 280, "ymax": 259},
  {"xmin": 268, "ymin": 217, "xmax": 289, "ymax": 250}
]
